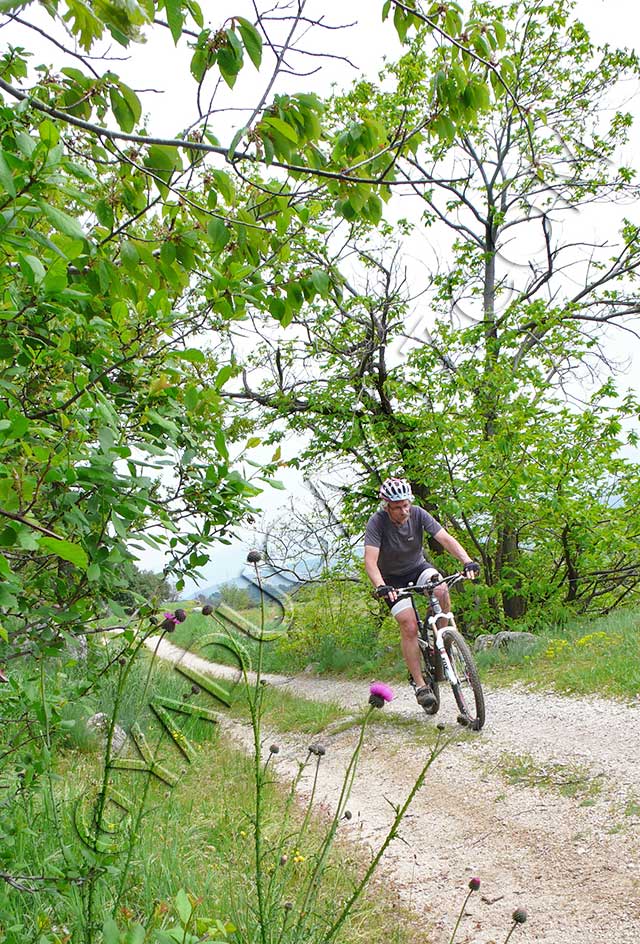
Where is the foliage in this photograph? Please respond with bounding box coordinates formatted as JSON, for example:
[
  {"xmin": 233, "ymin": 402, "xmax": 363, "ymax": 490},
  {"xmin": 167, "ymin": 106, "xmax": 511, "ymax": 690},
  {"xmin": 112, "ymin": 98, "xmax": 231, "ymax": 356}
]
[
  {"xmin": 231, "ymin": 0, "xmax": 640, "ymax": 625},
  {"xmin": 110, "ymin": 566, "xmax": 177, "ymax": 613},
  {"xmin": 216, "ymin": 581, "xmax": 256, "ymax": 611}
]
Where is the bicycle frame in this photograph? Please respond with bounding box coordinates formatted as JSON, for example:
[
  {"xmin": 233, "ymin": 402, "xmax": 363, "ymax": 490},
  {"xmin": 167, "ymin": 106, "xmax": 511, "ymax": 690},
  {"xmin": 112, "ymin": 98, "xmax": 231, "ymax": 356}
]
[{"xmin": 401, "ymin": 574, "xmax": 466, "ymax": 689}]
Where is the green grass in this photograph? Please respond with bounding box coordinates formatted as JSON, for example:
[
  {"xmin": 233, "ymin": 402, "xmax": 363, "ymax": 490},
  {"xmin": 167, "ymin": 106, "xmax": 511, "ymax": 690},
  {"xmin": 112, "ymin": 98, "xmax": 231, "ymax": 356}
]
[
  {"xmin": 0, "ymin": 638, "xmax": 424, "ymax": 944},
  {"xmin": 475, "ymin": 607, "xmax": 640, "ymax": 699},
  {"xmin": 492, "ymin": 751, "xmax": 604, "ymax": 801}
]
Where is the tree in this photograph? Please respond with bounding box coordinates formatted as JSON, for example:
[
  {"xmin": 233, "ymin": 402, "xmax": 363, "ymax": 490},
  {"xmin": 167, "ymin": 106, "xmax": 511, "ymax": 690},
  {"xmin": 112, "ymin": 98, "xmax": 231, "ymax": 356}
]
[
  {"xmin": 0, "ymin": 0, "xmax": 506, "ymax": 654},
  {"xmin": 228, "ymin": 0, "xmax": 640, "ymax": 623},
  {"xmin": 110, "ymin": 566, "xmax": 177, "ymax": 612}
]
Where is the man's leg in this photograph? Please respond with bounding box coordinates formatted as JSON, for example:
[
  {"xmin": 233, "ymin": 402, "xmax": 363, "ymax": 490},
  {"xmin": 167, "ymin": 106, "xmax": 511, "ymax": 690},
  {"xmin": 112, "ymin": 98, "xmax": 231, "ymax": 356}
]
[
  {"xmin": 394, "ymin": 606, "xmax": 427, "ymax": 690},
  {"xmin": 391, "ymin": 599, "xmax": 435, "ymax": 707},
  {"xmin": 416, "ymin": 567, "xmax": 450, "ymax": 629}
]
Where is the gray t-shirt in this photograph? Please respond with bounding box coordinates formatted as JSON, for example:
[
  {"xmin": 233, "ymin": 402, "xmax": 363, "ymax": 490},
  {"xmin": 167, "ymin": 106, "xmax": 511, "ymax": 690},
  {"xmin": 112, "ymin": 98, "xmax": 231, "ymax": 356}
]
[{"xmin": 364, "ymin": 506, "xmax": 442, "ymax": 579}]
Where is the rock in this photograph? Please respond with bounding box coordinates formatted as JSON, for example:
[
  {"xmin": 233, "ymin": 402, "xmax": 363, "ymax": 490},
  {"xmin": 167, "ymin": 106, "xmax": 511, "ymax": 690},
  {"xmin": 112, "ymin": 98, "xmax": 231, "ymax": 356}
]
[
  {"xmin": 474, "ymin": 635, "xmax": 496, "ymax": 652},
  {"xmin": 66, "ymin": 634, "xmax": 88, "ymax": 662},
  {"xmin": 474, "ymin": 631, "xmax": 537, "ymax": 653},
  {"xmin": 86, "ymin": 712, "xmax": 127, "ymax": 754}
]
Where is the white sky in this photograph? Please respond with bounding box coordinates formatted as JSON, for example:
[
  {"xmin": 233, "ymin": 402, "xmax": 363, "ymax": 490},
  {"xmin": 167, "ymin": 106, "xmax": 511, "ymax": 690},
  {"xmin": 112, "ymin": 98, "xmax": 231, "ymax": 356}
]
[{"xmin": 5, "ymin": 0, "xmax": 640, "ymax": 590}]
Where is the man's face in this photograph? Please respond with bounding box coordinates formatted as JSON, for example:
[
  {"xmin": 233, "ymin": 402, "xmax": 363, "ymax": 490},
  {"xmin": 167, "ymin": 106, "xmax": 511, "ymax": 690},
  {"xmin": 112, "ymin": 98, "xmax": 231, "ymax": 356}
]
[{"xmin": 386, "ymin": 499, "xmax": 411, "ymax": 525}]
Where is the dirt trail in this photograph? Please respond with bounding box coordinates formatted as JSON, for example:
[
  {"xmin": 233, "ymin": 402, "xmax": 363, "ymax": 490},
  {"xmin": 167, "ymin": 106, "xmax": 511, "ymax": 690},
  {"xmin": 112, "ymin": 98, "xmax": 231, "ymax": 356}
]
[{"xmin": 147, "ymin": 637, "xmax": 640, "ymax": 944}]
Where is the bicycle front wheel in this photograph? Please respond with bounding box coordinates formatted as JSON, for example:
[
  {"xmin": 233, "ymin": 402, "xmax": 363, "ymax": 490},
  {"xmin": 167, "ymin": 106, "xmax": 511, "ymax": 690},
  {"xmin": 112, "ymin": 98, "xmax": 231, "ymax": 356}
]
[{"xmin": 442, "ymin": 629, "xmax": 485, "ymax": 731}]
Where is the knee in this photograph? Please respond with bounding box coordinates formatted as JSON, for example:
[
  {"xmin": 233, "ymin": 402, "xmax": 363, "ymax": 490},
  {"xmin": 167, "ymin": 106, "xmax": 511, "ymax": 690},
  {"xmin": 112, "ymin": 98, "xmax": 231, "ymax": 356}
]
[
  {"xmin": 397, "ymin": 615, "xmax": 418, "ymax": 640},
  {"xmin": 434, "ymin": 587, "xmax": 450, "ymax": 610}
]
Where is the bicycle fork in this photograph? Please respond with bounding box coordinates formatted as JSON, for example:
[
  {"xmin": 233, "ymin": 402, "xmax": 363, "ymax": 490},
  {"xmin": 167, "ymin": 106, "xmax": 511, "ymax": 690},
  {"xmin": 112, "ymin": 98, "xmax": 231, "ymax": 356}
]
[{"xmin": 427, "ymin": 613, "xmax": 459, "ymax": 686}]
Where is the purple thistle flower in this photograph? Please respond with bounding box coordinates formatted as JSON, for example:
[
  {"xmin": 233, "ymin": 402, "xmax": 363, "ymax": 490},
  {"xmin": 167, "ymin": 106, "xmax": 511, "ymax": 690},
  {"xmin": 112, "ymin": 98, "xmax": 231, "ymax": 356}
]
[
  {"xmin": 368, "ymin": 682, "xmax": 394, "ymax": 708},
  {"xmin": 163, "ymin": 612, "xmax": 179, "ymax": 623},
  {"xmin": 469, "ymin": 877, "xmax": 481, "ymax": 891}
]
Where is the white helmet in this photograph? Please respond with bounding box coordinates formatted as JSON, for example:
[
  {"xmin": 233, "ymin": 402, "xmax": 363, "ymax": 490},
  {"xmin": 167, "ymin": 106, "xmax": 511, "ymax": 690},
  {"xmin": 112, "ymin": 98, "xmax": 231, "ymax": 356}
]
[{"xmin": 379, "ymin": 477, "xmax": 413, "ymax": 502}]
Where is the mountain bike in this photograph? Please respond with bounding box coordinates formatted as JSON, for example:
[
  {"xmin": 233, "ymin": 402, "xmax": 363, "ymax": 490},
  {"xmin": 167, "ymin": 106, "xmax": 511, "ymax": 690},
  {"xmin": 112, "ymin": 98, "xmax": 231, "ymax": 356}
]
[{"xmin": 396, "ymin": 573, "xmax": 485, "ymax": 731}]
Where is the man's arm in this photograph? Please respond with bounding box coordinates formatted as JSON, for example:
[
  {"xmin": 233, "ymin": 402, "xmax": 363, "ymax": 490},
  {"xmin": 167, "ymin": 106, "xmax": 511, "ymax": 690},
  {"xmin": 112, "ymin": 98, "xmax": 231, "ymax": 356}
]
[
  {"xmin": 434, "ymin": 528, "xmax": 477, "ymax": 575},
  {"xmin": 364, "ymin": 544, "xmax": 385, "ymax": 588},
  {"xmin": 365, "ymin": 545, "xmax": 398, "ymax": 602}
]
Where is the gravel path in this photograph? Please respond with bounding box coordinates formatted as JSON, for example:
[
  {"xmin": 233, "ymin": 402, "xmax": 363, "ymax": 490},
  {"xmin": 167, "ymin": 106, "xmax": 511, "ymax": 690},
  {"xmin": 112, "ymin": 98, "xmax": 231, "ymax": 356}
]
[{"xmin": 147, "ymin": 637, "xmax": 640, "ymax": 944}]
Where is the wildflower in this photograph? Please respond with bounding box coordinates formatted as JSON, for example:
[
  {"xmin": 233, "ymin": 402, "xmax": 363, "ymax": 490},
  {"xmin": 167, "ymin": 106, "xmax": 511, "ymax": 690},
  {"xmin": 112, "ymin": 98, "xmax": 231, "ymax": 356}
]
[
  {"xmin": 202, "ymin": 604, "xmax": 214, "ymax": 616},
  {"xmin": 512, "ymin": 908, "xmax": 527, "ymax": 924},
  {"xmin": 280, "ymin": 854, "xmax": 288, "ymax": 865},
  {"xmin": 246, "ymin": 549, "xmax": 262, "ymax": 563},
  {"xmin": 240, "ymin": 830, "xmax": 247, "ymax": 838},
  {"xmin": 368, "ymin": 681, "xmax": 394, "ymax": 708},
  {"xmin": 343, "ymin": 810, "xmax": 353, "ymax": 820},
  {"xmin": 161, "ymin": 612, "xmax": 179, "ymax": 632},
  {"xmin": 269, "ymin": 744, "xmax": 280, "ymax": 754},
  {"xmin": 469, "ymin": 877, "xmax": 481, "ymax": 891},
  {"xmin": 293, "ymin": 853, "xmax": 306, "ymax": 863},
  {"xmin": 284, "ymin": 902, "xmax": 293, "ymax": 912},
  {"xmin": 308, "ymin": 743, "xmax": 326, "ymax": 756},
  {"xmin": 174, "ymin": 608, "xmax": 187, "ymax": 622},
  {"xmin": 118, "ymin": 657, "xmax": 127, "ymax": 667}
]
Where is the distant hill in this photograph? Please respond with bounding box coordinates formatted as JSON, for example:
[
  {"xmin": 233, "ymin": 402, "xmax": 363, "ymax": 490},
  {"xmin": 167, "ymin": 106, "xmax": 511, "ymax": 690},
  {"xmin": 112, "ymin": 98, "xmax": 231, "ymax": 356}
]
[{"xmin": 184, "ymin": 566, "xmax": 301, "ymax": 604}]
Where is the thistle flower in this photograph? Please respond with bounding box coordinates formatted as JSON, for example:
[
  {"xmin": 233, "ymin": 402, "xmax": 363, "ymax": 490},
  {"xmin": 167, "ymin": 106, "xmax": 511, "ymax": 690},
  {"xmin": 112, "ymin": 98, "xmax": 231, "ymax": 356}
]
[
  {"xmin": 368, "ymin": 681, "xmax": 394, "ymax": 708},
  {"xmin": 247, "ymin": 549, "xmax": 262, "ymax": 563},
  {"xmin": 512, "ymin": 909, "xmax": 527, "ymax": 924},
  {"xmin": 202, "ymin": 604, "xmax": 213, "ymax": 616},
  {"xmin": 308, "ymin": 743, "xmax": 326, "ymax": 756},
  {"xmin": 469, "ymin": 877, "xmax": 480, "ymax": 891},
  {"xmin": 174, "ymin": 608, "xmax": 187, "ymax": 622},
  {"xmin": 269, "ymin": 744, "xmax": 280, "ymax": 754}
]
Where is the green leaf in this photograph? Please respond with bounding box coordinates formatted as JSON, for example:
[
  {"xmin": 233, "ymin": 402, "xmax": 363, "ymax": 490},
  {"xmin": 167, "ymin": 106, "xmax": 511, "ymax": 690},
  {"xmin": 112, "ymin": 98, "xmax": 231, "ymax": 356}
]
[
  {"xmin": 311, "ymin": 269, "xmax": 330, "ymax": 297},
  {"xmin": 109, "ymin": 88, "xmax": 135, "ymax": 133},
  {"xmin": 87, "ymin": 562, "xmax": 101, "ymax": 581},
  {"xmin": 175, "ymin": 888, "xmax": 193, "ymax": 925},
  {"xmin": 144, "ymin": 145, "xmax": 182, "ymax": 186},
  {"xmin": 215, "ymin": 365, "xmax": 234, "ymax": 388},
  {"xmin": 38, "ymin": 201, "xmax": 86, "ymax": 242},
  {"xmin": 165, "ymin": 0, "xmax": 184, "ymax": 43},
  {"xmin": 214, "ymin": 428, "xmax": 228, "ymax": 459},
  {"xmin": 207, "ymin": 218, "xmax": 231, "ymax": 253},
  {"xmin": 0, "ymin": 151, "xmax": 16, "ymax": 197},
  {"xmin": 227, "ymin": 126, "xmax": 247, "ymax": 160},
  {"xmin": 237, "ymin": 17, "xmax": 262, "ymax": 68},
  {"xmin": 40, "ymin": 537, "xmax": 88, "ymax": 570},
  {"xmin": 102, "ymin": 917, "xmax": 120, "ymax": 944},
  {"xmin": 173, "ymin": 348, "xmax": 206, "ymax": 364},
  {"xmin": 261, "ymin": 117, "xmax": 298, "ymax": 144},
  {"xmin": 38, "ymin": 119, "xmax": 60, "ymax": 146}
]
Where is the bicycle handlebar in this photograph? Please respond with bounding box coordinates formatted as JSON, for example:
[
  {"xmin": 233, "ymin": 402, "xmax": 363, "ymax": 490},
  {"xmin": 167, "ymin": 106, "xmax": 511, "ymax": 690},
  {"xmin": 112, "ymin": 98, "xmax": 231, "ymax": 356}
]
[
  {"xmin": 376, "ymin": 571, "xmax": 470, "ymax": 598},
  {"xmin": 397, "ymin": 572, "xmax": 466, "ymax": 594}
]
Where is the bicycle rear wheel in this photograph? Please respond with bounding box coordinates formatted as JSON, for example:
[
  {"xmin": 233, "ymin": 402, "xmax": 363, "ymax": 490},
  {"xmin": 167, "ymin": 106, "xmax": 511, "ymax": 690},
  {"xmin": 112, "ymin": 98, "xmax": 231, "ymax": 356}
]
[{"xmin": 442, "ymin": 629, "xmax": 485, "ymax": 731}]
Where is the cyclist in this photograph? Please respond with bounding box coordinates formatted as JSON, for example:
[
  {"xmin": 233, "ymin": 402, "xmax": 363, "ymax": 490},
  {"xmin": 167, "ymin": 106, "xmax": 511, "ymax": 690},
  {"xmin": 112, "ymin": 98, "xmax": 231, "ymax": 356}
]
[{"xmin": 364, "ymin": 477, "xmax": 479, "ymax": 709}]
